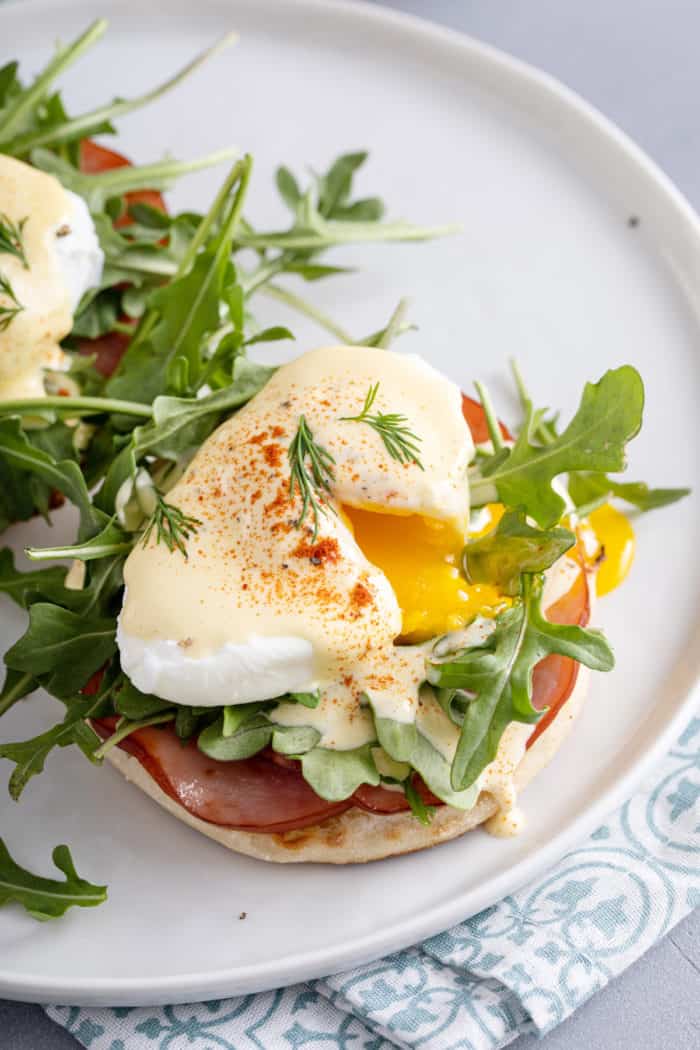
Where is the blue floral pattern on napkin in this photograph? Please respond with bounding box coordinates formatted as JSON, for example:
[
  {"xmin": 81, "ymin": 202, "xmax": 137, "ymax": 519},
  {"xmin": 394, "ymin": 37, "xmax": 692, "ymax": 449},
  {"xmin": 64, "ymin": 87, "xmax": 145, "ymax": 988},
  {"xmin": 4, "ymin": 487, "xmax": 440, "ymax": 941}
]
[{"xmin": 47, "ymin": 714, "xmax": 699, "ymax": 1050}]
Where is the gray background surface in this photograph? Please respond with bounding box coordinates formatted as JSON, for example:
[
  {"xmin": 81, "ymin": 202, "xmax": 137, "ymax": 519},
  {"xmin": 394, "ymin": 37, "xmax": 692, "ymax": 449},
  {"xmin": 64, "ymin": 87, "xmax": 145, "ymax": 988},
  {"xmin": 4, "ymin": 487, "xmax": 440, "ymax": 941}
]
[{"xmin": 2, "ymin": 0, "xmax": 700, "ymax": 1046}]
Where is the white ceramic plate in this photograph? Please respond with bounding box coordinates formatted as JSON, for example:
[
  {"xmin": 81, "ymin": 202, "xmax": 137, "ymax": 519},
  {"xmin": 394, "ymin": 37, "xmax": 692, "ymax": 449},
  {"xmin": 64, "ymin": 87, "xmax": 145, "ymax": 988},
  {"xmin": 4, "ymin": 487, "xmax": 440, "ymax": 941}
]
[{"xmin": 0, "ymin": 0, "xmax": 698, "ymax": 1008}]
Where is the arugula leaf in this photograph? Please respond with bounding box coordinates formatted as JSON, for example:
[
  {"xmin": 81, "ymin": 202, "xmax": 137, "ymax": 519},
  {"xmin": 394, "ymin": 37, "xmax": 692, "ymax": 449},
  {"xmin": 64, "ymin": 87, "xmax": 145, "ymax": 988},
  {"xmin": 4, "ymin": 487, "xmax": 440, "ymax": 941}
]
[
  {"xmin": 198, "ymin": 712, "xmax": 272, "ymax": 761},
  {"xmin": 66, "ymin": 556, "xmax": 124, "ymax": 619},
  {"xmin": 368, "ymin": 695, "xmax": 480, "ymax": 809},
  {"xmin": 201, "ymin": 696, "xmax": 323, "ymax": 757},
  {"xmin": 300, "ymin": 744, "xmax": 379, "ymax": 801},
  {"xmin": 257, "ymin": 150, "xmax": 446, "ymax": 252},
  {"xmin": 25, "ymin": 519, "xmax": 132, "ymax": 564},
  {"xmin": 104, "ymin": 158, "xmax": 251, "ymax": 402},
  {"xmin": 287, "ymin": 690, "xmax": 321, "ymax": 709},
  {"xmin": 428, "ymin": 575, "xmax": 614, "ymax": 790},
  {"xmin": 568, "ymin": 472, "xmax": 690, "ymax": 514},
  {"xmin": 5, "ymin": 604, "xmax": 116, "ymax": 698},
  {"xmin": 70, "ymin": 288, "xmax": 121, "ymax": 340},
  {"xmin": 221, "ymin": 702, "xmax": 269, "ymax": 737},
  {"xmin": 0, "ymin": 418, "xmax": 102, "ymax": 537},
  {"xmin": 508, "ymin": 360, "xmax": 689, "ymax": 516},
  {"xmin": 0, "ymin": 684, "xmax": 111, "ymax": 799},
  {"xmin": 463, "ymin": 508, "xmax": 576, "ymax": 595},
  {"xmin": 471, "ymin": 367, "xmax": 645, "ymax": 526},
  {"xmin": 244, "ymin": 325, "xmax": 294, "ymax": 346},
  {"xmin": 271, "ymin": 725, "xmax": 321, "ymax": 755},
  {"xmin": 112, "ymin": 678, "xmax": 173, "ymax": 720},
  {"xmin": 0, "ymin": 839, "xmax": 106, "ymax": 920},
  {"xmin": 3, "ymin": 31, "xmax": 238, "ymax": 157},
  {"xmin": 0, "ymin": 547, "xmax": 122, "ymax": 621},
  {"xmin": 0, "ymin": 20, "xmax": 107, "ymax": 148},
  {"xmin": 97, "ymin": 359, "xmax": 275, "ymax": 512},
  {"xmin": 0, "ymin": 61, "xmax": 20, "ymax": 112},
  {"xmin": 0, "ymin": 446, "xmax": 37, "ymax": 532},
  {"xmin": 0, "ymin": 419, "xmax": 83, "ymax": 533},
  {"xmin": 174, "ymin": 705, "xmax": 212, "ymax": 741},
  {"xmin": 31, "ymin": 147, "xmax": 238, "ymax": 213}
]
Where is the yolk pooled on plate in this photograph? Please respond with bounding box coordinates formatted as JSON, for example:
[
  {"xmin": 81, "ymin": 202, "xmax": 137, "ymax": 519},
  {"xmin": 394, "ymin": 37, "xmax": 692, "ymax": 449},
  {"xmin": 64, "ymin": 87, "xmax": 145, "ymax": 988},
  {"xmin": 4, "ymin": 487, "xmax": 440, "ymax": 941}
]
[
  {"xmin": 343, "ymin": 504, "xmax": 506, "ymax": 643},
  {"xmin": 586, "ymin": 504, "xmax": 635, "ymax": 596}
]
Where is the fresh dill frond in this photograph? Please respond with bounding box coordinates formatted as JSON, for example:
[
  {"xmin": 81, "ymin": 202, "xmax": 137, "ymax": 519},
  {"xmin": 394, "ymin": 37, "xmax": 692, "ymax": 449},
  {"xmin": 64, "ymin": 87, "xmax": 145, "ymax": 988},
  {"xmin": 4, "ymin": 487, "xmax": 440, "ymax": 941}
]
[
  {"xmin": 141, "ymin": 492, "xmax": 202, "ymax": 559},
  {"xmin": 288, "ymin": 414, "xmax": 336, "ymax": 539},
  {"xmin": 0, "ymin": 213, "xmax": 28, "ymax": 268},
  {"xmin": 341, "ymin": 381, "xmax": 424, "ymax": 469},
  {"xmin": 0, "ymin": 271, "xmax": 24, "ymax": 332}
]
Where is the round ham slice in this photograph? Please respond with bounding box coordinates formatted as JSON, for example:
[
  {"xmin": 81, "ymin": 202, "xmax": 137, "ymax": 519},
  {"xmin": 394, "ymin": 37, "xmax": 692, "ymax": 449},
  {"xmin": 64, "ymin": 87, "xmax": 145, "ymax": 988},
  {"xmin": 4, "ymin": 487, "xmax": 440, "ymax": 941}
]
[{"xmin": 93, "ymin": 720, "xmax": 352, "ymax": 833}]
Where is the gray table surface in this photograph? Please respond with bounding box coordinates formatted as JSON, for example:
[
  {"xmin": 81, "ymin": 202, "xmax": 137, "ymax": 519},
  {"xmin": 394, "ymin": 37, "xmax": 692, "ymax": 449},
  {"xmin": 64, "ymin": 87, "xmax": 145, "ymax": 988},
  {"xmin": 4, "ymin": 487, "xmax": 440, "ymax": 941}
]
[{"xmin": 3, "ymin": 0, "xmax": 700, "ymax": 1047}]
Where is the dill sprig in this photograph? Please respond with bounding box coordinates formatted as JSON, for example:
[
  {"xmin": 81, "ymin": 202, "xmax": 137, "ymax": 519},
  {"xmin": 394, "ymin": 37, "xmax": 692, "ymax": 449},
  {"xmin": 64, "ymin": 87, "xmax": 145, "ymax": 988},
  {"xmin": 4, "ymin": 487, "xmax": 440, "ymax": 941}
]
[
  {"xmin": 0, "ymin": 214, "xmax": 28, "ymax": 268},
  {"xmin": 141, "ymin": 492, "xmax": 202, "ymax": 559},
  {"xmin": 0, "ymin": 271, "xmax": 24, "ymax": 332},
  {"xmin": 341, "ymin": 382, "xmax": 424, "ymax": 469},
  {"xmin": 288, "ymin": 415, "xmax": 336, "ymax": 539}
]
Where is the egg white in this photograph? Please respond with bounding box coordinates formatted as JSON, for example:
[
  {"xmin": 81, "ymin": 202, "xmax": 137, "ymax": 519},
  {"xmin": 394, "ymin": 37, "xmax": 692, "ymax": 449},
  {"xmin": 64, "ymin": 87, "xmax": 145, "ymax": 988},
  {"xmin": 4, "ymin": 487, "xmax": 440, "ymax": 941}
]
[
  {"xmin": 0, "ymin": 155, "xmax": 104, "ymax": 399},
  {"xmin": 54, "ymin": 189, "xmax": 104, "ymax": 313}
]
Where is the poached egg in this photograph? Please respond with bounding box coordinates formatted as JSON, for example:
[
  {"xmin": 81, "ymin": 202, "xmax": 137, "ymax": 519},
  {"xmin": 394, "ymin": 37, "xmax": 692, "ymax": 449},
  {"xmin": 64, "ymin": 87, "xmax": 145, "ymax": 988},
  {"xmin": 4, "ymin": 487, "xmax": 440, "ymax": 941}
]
[
  {"xmin": 0, "ymin": 154, "xmax": 104, "ymax": 399},
  {"xmin": 117, "ymin": 346, "xmax": 493, "ymax": 718}
]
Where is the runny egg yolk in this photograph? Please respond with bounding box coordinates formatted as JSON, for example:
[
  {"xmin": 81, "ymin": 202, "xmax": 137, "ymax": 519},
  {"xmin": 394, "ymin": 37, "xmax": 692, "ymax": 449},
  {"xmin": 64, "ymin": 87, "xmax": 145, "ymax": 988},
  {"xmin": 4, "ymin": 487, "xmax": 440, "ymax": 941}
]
[
  {"xmin": 342, "ymin": 504, "xmax": 506, "ymax": 643},
  {"xmin": 586, "ymin": 504, "xmax": 636, "ymax": 596}
]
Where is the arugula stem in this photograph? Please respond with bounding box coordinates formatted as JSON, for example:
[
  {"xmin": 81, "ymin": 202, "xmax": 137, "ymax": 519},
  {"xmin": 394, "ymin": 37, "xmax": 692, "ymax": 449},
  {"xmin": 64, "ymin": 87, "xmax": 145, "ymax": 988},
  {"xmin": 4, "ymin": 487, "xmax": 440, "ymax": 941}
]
[
  {"xmin": 163, "ymin": 156, "xmax": 252, "ymax": 388},
  {"xmin": 25, "ymin": 540, "xmax": 133, "ymax": 563},
  {"xmin": 0, "ymin": 396, "xmax": 153, "ymax": 418},
  {"xmin": 474, "ymin": 381, "xmax": 504, "ymax": 452},
  {"xmin": 74, "ymin": 148, "xmax": 239, "ymax": 199},
  {"xmin": 510, "ymin": 358, "xmax": 530, "ymax": 417},
  {"xmin": 5, "ymin": 32, "xmax": 239, "ymax": 155},
  {"xmin": 217, "ymin": 155, "xmax": 254, "ymax": 257},
  {"xmin": 0, "ymin": 20, "xmax": 108, "ymax": 145},
  {"xmin": 176, "ymin": 157, "xmax": 247, "ymax": 278},
  {"xmin": 125, "ymin": 157, "xmax": 249, "ymax": 371},
  {"xmin": 510, "ymin": 358, "xmax": 555, "ymax": 446},
  {"xmin": 241, "ymin": 256, "xmax": 287, "ymax": 296},
  {"xmin": 105, "ymin": 253, "xmax": 178, "ymax": 279},
  {"xmin": 238, "ymin": 220, "xmax": 461, "ymax": 251},
  {"xmin": 94, "ymin": 713, "xmax": 175, "ymax": 759},
  {"xmin": 375, "ymin": 298, "xmax": 409, "ymax": 350},
  {"xmin": 259, "ymin": 283, "xmax": 355, "ymax": 343},
  {"xmin": 571, "ymin": 494, "xmax": 610, "ymax": 519}
]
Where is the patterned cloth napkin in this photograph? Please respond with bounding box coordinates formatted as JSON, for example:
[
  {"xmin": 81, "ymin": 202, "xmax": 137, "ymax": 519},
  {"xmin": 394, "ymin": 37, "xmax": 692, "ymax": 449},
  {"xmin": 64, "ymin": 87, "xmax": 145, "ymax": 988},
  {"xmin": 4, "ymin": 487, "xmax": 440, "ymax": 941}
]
[{"xmin": 46, "ymin": 712, "xmax": 700, "ymax": 1050}]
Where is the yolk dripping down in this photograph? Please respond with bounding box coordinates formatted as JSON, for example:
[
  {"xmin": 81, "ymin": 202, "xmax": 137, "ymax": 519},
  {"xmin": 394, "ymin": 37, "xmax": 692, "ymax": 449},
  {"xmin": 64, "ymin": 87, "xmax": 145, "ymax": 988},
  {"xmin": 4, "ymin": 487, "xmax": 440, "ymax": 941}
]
[
  {"xmin": 346, "ymin": 499, "xmax": 634, "ymax": 644},
  {"xmin": 343, "ymin": 504, "xmax": 507, "ymax": 643},
  {"xmin": 586, "ymin": 504, "xmax": 635, "ymax": 596}
]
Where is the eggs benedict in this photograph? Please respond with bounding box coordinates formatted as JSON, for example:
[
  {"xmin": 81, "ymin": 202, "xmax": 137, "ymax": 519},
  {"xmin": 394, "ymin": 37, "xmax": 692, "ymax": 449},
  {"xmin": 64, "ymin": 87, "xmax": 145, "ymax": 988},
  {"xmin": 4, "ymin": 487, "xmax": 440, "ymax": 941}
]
[{"xmin": 74, "ymin": 346, "xmax": 630, "ymax": 862}]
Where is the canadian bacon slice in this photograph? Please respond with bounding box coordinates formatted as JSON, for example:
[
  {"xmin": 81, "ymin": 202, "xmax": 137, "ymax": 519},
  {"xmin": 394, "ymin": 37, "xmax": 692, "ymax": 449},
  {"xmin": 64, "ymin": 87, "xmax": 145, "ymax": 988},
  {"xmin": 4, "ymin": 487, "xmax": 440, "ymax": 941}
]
[{"xmin": 93, "ymin": 719, "xmax": 351, "ymax": 833}]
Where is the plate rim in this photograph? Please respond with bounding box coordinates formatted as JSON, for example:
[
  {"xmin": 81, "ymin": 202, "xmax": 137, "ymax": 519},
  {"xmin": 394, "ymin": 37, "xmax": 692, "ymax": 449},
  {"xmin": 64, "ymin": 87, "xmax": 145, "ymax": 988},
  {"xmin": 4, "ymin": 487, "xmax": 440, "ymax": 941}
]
[{"xmin": 0, "ymin": 0, "xmax": 699, "ymax": 1006}]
